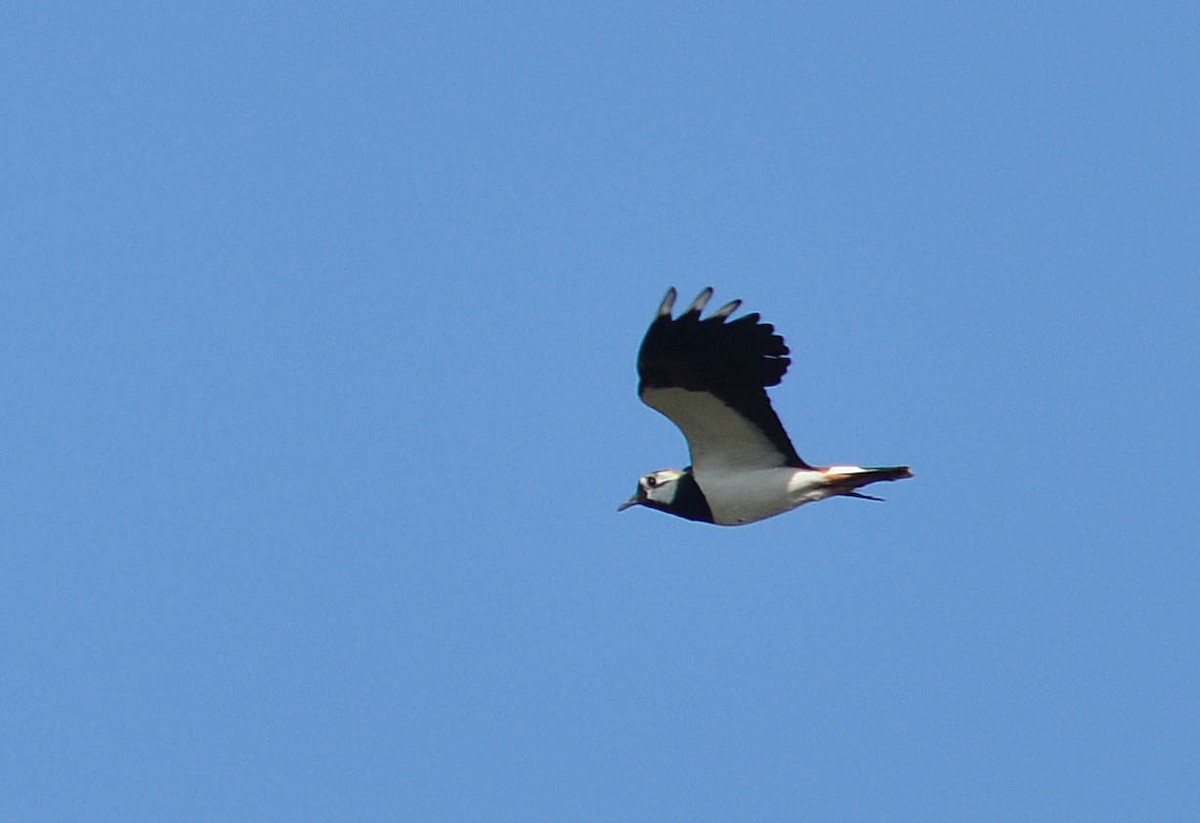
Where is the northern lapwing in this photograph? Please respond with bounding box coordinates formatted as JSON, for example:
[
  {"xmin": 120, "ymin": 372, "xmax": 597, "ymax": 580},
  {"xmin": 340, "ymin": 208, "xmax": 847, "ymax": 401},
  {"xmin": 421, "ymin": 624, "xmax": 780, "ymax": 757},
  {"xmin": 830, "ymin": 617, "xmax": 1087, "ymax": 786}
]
[{"xmin": 619, "ymin": 287, "xmax": 913, "ymax": 526}]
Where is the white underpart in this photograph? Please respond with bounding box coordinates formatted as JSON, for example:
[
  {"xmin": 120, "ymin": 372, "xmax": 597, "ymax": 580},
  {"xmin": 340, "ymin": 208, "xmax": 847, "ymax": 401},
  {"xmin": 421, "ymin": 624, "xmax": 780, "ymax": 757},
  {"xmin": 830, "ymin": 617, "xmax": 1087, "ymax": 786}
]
[
  {"xmin": 642, "ymin": 385, "xmax": 852, "ymax": 525},
  {"xmin": 643, "ymin": 387, "xmax": 791, "ymax": 473},
  {"xmin": 696, "ymin": 467, "xmax": 842, "ymax": 526}
]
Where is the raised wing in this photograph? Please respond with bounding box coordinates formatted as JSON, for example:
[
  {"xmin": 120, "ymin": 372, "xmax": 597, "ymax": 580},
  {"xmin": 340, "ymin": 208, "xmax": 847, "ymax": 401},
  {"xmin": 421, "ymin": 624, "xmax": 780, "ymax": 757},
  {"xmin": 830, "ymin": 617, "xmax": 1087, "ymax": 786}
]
[{"xmin": 636, "ymin": 287, "xmax": 810, "ymax": 472}]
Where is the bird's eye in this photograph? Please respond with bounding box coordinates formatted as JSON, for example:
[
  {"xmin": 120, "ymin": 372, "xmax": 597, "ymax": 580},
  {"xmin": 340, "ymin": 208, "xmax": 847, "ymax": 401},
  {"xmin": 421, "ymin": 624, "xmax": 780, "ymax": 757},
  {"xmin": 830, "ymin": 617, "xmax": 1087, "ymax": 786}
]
[{"xmin": 646, "ymin": 476, "xmax": 658, "ymax": 488}]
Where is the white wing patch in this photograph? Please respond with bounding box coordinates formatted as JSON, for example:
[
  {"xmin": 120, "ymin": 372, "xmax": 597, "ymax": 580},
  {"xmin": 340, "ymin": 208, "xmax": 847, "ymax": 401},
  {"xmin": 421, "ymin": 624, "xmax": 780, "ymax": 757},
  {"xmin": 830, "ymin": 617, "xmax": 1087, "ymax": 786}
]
[{"xmin": 642, "ymin": 386, "xmax": 792, "ymax": 473}]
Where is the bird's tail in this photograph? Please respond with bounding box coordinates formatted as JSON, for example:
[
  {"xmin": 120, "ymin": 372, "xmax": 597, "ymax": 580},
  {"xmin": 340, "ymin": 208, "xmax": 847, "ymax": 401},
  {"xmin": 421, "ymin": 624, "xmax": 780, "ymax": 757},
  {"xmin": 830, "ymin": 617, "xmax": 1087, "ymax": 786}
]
[{"xmin": 823, "ymin": 465, "xmax": 914, "ymax": 501}]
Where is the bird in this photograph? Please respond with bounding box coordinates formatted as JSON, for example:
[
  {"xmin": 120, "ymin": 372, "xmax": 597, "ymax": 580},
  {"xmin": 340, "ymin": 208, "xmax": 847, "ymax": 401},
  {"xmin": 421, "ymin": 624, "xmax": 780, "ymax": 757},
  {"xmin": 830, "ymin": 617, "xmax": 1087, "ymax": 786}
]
[{"xmin": 619, "ymin": 287, "xmax": 913, "ymax": 526}]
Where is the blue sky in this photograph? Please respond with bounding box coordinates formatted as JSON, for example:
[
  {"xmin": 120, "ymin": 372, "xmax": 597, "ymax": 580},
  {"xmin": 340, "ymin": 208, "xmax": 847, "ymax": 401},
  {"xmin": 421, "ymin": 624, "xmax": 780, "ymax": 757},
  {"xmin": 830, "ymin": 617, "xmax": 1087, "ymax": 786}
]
[{"xmin": 3, "ymin": 3, "xmax": 1198, "ymax": 820}]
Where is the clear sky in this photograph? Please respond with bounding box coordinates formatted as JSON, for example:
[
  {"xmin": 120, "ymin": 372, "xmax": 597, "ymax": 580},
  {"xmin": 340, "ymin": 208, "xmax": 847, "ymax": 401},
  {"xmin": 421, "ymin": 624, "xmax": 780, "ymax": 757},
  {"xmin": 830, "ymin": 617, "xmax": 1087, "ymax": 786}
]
[{"xmin": 4, "ymin": 3, "xmax": 1198, "ymax": 820}]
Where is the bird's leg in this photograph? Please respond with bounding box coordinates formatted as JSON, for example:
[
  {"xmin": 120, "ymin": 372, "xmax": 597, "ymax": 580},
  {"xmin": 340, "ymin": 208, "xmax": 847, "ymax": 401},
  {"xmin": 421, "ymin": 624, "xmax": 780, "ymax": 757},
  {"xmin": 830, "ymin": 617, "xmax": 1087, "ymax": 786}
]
[{"xmin": 844, "ymin": 491, "xmax": 884, "ymax": 502}]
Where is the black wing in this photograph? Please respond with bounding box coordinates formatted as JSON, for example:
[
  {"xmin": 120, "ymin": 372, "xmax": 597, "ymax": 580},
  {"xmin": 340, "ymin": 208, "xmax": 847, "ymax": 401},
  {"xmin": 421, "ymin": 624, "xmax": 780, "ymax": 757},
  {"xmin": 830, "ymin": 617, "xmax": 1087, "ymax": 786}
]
[{"xmin": 636, "ymin": 287, "xmax": 811, "ymax": 472}]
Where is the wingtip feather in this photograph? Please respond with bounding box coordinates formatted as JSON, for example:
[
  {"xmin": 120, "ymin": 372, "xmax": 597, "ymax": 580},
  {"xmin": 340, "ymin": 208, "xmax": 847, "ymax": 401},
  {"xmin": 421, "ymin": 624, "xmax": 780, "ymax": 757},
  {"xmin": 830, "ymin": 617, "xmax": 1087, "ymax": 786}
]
[
  {"xmin": 685, "ymin": 287, "xmax": 715, "ymax": 315},
  {"xmin": 657, "ymin": 287, "xmax": 678, "ymax": 317},
  {"xmin": 712, "ymin": 299, "xmax": 741, "ymax": 319}
]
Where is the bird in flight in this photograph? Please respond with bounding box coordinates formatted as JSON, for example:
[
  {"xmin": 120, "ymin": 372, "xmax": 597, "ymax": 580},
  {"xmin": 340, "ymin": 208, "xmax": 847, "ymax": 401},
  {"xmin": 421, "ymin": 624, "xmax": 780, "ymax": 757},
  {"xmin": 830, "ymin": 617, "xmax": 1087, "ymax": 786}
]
[{"xmin": 619, "ymin": 287, "xmax": 912, "ymax": 526}]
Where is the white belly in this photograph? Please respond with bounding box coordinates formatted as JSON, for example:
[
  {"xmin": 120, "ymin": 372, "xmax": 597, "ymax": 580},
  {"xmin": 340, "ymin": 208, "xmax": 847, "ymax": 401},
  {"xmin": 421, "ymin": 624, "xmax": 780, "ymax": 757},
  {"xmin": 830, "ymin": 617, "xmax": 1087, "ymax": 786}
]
[{"xmin": 695, "ymin": 468, "xmax": 832, "ymax": 526}]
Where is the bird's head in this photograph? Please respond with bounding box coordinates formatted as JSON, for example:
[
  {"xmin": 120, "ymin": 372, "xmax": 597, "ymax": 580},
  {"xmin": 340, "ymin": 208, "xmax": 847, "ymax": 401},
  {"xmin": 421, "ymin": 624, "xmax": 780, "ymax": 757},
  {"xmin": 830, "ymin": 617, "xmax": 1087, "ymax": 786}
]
[{"xmin": 618, "ymin": 469, "xmax": 686, "ymax": 513}]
